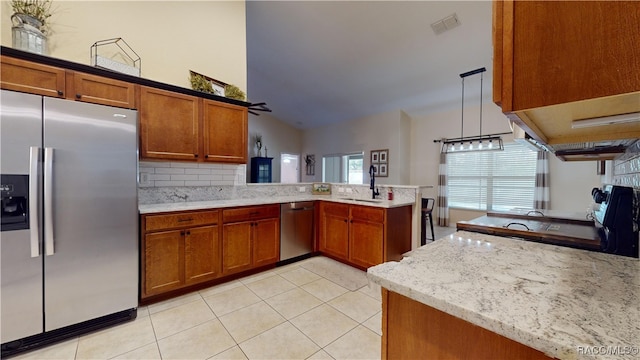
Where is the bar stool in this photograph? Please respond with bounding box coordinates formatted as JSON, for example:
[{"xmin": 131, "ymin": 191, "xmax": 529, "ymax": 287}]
[{"xmin": 421, "ymin": 198, "xmax": 435, "ymax": 246}]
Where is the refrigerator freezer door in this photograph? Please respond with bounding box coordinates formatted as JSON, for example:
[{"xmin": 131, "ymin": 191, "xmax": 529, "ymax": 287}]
[
  {"xmin": 0, "ymin": 90, "xmax": 44, "ymax": 343},
  {"xmin": 43, "ymin": 97, "xmax": 138, "ymax": 331}
]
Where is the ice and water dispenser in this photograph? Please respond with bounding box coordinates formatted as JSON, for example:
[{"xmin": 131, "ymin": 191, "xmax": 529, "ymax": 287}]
[{"xmin": 1, "ymin": 174, "xmax": 29, "ymax": 231}]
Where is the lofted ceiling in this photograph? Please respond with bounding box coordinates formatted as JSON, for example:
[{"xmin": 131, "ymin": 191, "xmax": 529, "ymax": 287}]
[{"xmin": 246, "ymin": 1, "xmax": 495, "ymax": 129}]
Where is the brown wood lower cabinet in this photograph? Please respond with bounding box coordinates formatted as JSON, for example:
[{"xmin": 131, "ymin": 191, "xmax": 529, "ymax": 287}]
[
  {"xmin": 141, "ymin": 205, "xmax": 281, "ymax": 301},
  {"xmin": 184, "ymin": 226, "xmax": 219, "ymax": 285},
  {"xmin": 319, "ymin": 202, "xmax": 412, "ymax": 269},
  {"xmin": 141, "ymin": 210, "xmax": 220, "ymax": 299},
  {"xmin": 382, "ymin": 289, "xmax": 552, "ymax": 360},
  {"xmin": 144, "ymin": 229, "xmax": 184, "ymax": 296},
  {"xmin": 222, "ymin": 205, "xmax": 280, "ymax": 275}
]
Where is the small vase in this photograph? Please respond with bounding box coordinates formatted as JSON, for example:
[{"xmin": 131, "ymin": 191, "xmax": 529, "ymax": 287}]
[{"xmin": 11, "ymin": 13, "xmax": 47, "ymax": 55}]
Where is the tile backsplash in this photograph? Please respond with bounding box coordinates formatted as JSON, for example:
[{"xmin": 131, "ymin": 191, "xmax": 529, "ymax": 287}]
[
  {"xmin": 612, "ymin": 151, "xmax": 640, "ymax": 188},
  {"xmin": 139, "ymin": 161, "xmax": 246, "ymax": 187}
]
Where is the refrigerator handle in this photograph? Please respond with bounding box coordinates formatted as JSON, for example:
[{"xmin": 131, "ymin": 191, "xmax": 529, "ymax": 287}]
[
  {"xmin": 44, "ymin": 147, "xmax": 55, "ymax": 256},
  {"xmin": 29, "ymin": 146, "xmax": 40, "ymax": 258}
]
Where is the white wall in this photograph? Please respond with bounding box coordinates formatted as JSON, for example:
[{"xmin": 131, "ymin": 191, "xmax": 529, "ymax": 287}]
[
  {"xmin": 1, "ymin": 1, "xmax": 247, "ymax": 91},
  {"xmin": 248, "ymin": 112, "xmax": 303, "ymax": 183},
  {"xmin": 301, "ymin": 110, "xmax": 410, "ymax": 185},
  {"xmin": 548, "ymin": 156, "xmax": 602, "ymax": 211}
]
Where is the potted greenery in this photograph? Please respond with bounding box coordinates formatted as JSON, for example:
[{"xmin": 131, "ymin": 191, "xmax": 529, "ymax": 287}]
[
  {"xmin": 11, "ymin": 0, "xmax": 52, "ymax": 32},
  {"xmin": 10, "ymin": 0, "xmax": 52, "ymax": 54}
]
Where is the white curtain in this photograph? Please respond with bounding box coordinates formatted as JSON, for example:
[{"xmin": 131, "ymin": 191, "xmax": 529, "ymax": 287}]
[
  {"xmin": 437, "ymin": 152, "xmax": 449, "ymax": 226},
  {"xmin": 534, "ymin": 151, "xmax": 550, "ymax": 209}
]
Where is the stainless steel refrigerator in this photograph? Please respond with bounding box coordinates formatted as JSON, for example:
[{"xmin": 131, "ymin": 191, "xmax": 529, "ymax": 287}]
[{"xmin": 1, "ymin": 90, "xmax": 138, "ymax": 356}]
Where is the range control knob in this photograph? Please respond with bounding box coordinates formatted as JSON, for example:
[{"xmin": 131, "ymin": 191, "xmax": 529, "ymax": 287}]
[{"xmin": 592, "ymin": 188, "xmax": 608, "ymax": 204}]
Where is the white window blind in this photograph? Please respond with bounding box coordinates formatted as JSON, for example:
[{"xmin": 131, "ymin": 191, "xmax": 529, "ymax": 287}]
[{"xmin": 447, "ymin": 142, "xmax": 538, "ymax": 211}]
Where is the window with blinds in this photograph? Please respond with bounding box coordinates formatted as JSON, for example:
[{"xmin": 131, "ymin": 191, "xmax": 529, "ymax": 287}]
[{"xmin": 447, "ymin": 142, "xmax": 538, "ymax": 211}]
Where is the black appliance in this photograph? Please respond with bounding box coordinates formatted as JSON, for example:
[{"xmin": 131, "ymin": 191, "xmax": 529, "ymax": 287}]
[
  {"xmin": 1, "ymin": 174, "xmax": 29, "ymax": 232},
  {"xmin": 592, "ymin": 185, "xmax": 638, "ymax": 258}
]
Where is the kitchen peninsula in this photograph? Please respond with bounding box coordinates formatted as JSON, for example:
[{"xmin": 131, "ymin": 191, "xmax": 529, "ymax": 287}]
[{"xmin": 367, "ymin": 231, "xmax": 639, "ymax": 360}]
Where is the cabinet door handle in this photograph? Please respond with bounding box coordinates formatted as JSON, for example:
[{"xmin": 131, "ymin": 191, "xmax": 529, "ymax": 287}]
[
  {"xmin": 204, "ymin": 155, "xmax": 209, "ymax": 158},
  {"xmin": 194, "ymin": 154, "xmax": 199, "ymax": 158},
  {"xmin": 57, "ymin": 90, "xmax": 63, "ymax": 96},
  {"xmin": 75, "ymin": 94, "xmax": 82, "ymax": 99},
  {"xmin": 186, "ymin": 231, "xmax": 191, "ymax": 235},
  {"xmin": 180, "ymin": 231, "xmax": 185, "ymax": 236},
  {"xmin": 344, "ymin": 219, "xmax": 348, "ymax": 223}
]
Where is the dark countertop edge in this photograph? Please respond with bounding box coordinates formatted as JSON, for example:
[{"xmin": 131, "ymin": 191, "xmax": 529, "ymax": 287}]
[
  {"xmin": 1, "ymin": 46, "xmax": 251, "ymax": 108},
  {"xmin": 486, "ymin": 211, "xmax": 594, "ymax": 226}
]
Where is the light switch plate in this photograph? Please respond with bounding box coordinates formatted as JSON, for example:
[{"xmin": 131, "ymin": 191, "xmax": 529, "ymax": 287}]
[{"xmin": 346, "ymin": 188, "xmax": 353, "ymax": 193}]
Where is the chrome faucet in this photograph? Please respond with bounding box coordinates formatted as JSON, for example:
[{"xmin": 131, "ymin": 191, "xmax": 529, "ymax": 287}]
[{"xmin": 369, "ymin": 165, "xmax": 380, "ymax": 199}]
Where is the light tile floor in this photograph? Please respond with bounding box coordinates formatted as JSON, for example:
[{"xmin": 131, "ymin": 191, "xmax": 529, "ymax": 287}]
[
  {"xmin": 14, "ymin": 227, "xmax": 458, "ymax": 360},
  {"xmin": 13, "ymin": 256, "xmax": 384, "ymax": 360}
]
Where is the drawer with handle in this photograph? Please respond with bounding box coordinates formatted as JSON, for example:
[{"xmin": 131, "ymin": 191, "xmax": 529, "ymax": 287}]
[
  {"xmin": 222, "ymin": 204, "xmax": 280, "ymax": 223},
  {"xmin": 144, "ymin": 210, "xmax": 219, "ymax": 231}
]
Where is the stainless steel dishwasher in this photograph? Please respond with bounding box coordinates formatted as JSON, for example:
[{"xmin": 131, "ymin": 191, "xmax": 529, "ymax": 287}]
[{"xmin": 280, "ymin": 202, "xmax": 315, "ymax": 263}]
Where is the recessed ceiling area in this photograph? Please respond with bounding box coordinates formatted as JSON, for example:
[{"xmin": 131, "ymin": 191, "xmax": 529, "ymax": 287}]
[{"xmin": 246, "ymin": 1, "xmax": 494, "ymax": 129}]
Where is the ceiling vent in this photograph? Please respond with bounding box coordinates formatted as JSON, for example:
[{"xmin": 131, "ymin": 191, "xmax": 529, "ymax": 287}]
[{"xmin": 431, "ymin": 13, "xmax": 460, "ymax": 35}]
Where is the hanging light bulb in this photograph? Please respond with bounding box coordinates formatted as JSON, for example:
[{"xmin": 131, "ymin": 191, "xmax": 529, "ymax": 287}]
[
  {"xmin": 458, "ymin": 143, "xmax": 463, "ymax": 151},
  {"xmin": 488, "ymin": 140, "xmax": 493, "ymax": 149},
  {"xmin": 468, "ymin": 142, "xmax": 473, "ymax": 150},
  {"xmin": 478, "ymin": 141, "xmax": 483, "ymax": 150}
]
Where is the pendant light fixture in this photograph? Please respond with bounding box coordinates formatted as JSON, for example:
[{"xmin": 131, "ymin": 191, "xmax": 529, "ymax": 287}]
[{"xmin": 435, "ymin": 67, "xmax": 506, "ymax": 153}]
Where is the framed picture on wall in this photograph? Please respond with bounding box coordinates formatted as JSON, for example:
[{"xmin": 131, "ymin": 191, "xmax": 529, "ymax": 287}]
[
  {"xmin": 379, "ymin": 150, "xmax": 388, "ymax": 163},
  {"xmin": 370, "ymin": 149, "xmax": 389, "ymax": 177},
  {"xmin": 371, "ymin": 151, "xmax": 379, "ymax": 163},
  {"xmin": 379, "ymin": 163, "xmax": 388, "ymax": 177}
]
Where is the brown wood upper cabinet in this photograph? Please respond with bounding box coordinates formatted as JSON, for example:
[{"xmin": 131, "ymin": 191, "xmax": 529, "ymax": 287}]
[
  {"xmin": 203, "ymin": 99, "xmax": 248, "ymax": 163},
  {"xmin": 318, "ymin": 202, "xmax": 411, "ymax": 269},
  {"xmin": 493, "ymin": 1, "xmax": 640, "ymax": 145},
  {"xmin": 139, "ymin": 86, "xmax": 200, "ymax": 161},
  {"xmin": 66, "ymin": 71, "xmax": 135, "ymax": 108},
  {"xmin": 140, "ymin": 87, "xmax": 248, "ymax": 164},
  {"xmin": 1, "ymin": 56, "xmax": 136, "ymax": 109}
]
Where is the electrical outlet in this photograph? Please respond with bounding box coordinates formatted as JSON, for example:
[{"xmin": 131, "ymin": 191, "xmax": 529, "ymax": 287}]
[
  {"xmin": 140, "ymin": 173, "xmax": 149, "ymax": 183},
  {"xmin": 338, "ymin": 188, "xmax": 345, "ymax": 193},
  {"xmin": 298, "ymin": 186, "xmax": 305, "ymax": 192},
  {"xmin": 346, "ymin": 188, "xmax": 353, "ymax": 193}
]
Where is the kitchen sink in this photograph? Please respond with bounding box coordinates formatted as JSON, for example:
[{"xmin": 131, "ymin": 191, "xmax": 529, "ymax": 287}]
[{"xmin": 344, "ymin": 198, "xmax": 384, "ymax": 203}]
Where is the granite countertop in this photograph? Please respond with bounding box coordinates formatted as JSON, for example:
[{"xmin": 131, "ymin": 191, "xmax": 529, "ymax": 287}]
[
  {"xmin": 139, "ymin": 195, "xmax": 415, "ymax": 214},
  {"xmin": 367, "ymin": 231, "xmax": 639, "ymax": 360}
]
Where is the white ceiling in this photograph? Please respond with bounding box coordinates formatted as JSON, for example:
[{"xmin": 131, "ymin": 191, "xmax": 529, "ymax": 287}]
[{"xmin": 246, "ymin": 1, "xmax": 494, "ymax": 129}]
